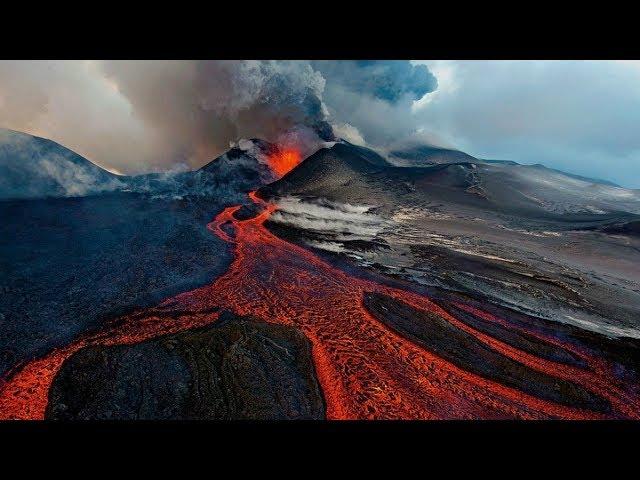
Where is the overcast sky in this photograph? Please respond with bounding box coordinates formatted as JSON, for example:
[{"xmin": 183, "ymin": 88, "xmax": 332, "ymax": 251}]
[
  {"xmin": 1, "ymin": 60, "xmax": 638, "ymax": 188},
  {"xmin": 412, "ymin": 60, "xmax": 640, "ymax": 188}
]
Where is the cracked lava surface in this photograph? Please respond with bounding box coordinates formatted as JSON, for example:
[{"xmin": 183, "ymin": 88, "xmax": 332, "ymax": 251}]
[{"xmin": 1, "ymin": 190, "xmax": 640, "ymax": 420}]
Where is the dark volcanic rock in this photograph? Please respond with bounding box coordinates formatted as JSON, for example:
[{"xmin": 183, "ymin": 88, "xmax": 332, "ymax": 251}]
[
  {"xmin": 601, "ymin": 219, "xmax": 640, "ymax": 237},
  {"xmin": 0, "ymin": 136, "xmax": 284, "ymax": 378},
  {"xmin": 442, "ymin": 303, "xmax": 586, "ymax": 368},
  {"xmin": 0, "ymin": 193, "xmax": 232, "ymax": 378},
  {"xmin": 233, "ymin": 202, "xmax": 263, "ymax": 221},
  {"xmin": 45, "ymin": 314, "xmax": 326, "ymax": 420},
  {"xmin": 455, "ymin": 297, "xmax": 640, "ymax": 383},
  {"xmin": 363, "ymin": 292, "xmax": 610, "ymax": 413}
]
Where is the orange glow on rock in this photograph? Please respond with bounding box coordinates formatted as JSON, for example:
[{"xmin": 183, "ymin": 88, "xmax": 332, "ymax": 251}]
[{"xmin": 267, "ymin": 148, "xmax": 302, "ymax": 177}]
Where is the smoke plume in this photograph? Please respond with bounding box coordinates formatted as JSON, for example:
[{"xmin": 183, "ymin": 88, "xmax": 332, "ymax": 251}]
[{"xmin": 0, "ymin": 60, "xmax": 437, "ymax": 174}]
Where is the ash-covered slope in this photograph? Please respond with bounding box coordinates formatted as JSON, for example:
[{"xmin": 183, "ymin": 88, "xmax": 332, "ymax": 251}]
[
  {"xmin": 123, "ymin": 138, "xmax": 280, "ymax": 200},
  {"xmin": 0, "ymin": 129, "xmax": 124, "ymax": 200},
  {"xmin": 261, "ymin": 140, "xmax": 640, "ymax": 222},
  {"xmin": 389, "ymin": 144, "xmax": 622, "ymax": 189},
  {"xmin": 259, "ymin": 140, "xmax": 398, "ymax": 205},
  {"xmin": 471, "ymin": 161, "xmax": 640, "ymax": 218},
  {"xmin": 484, "ymin": 159, "xmax": 621, "ymax": 188}
]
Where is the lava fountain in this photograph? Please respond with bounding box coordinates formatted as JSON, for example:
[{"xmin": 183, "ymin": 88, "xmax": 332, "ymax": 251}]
[
  {"xmin": 1, "ymin": 192, "xmax": 639, "ymax": 420},
  {"xmin": 266, "ymin": 148, "xmax": 302, "ymax": 177}
]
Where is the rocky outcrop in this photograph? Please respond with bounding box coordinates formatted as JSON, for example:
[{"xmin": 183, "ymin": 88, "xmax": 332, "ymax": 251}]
[{"xmin": 45, "ymin": 313, "xmax": 325, "ymax": 420}]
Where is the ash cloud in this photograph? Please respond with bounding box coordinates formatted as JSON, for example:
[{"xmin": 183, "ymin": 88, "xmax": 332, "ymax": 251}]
[
  {"xmin": 0, "ymin": 60, "xmax": 437, "ymax": 174},
  {"xmin": 311, "ymin": 61, "xmax": 438, "ymax": 148},
  {"xmin": 99, "ymin": 60, "xmax": 335, "ymax": 168},
  {"xmin": 0, "ymin": 60, "xmax": 157, "ymax": 175},
  {"xmin": 312, "ymin": 60, "xmax": 437, "ymax": 103}
]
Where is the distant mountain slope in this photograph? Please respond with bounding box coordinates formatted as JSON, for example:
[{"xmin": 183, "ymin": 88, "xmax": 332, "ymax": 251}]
[
  {"xmin": 472, "ymin": 161, "xmax": 640, "ymax": 216},
  {"xmin": 391, "ymin": 146, "xmax": 621, "ymax": 189},
  {"xmin": 483, "ymin": 159, "xmax": 621, "ymax": 188},
  {"xmin": 388, "ymin": 145, "xmax": 478, "ymax": 166},
  {"xmin": 0, "ymin": 129, "xmax": 123, "ymax": 200}
]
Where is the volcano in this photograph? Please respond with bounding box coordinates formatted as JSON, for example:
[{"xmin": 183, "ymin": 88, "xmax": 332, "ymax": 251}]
[
  {"xmin": 262, "ymin": 140, "xmax": 640, "ymax": 219},
  {"xmin": 1, "ymin": 133, "xmax": 640, "ymax": 420}
]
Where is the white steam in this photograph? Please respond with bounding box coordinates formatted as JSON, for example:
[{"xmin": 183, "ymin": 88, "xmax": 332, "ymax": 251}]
[{"xmin": 270, "ymin": 196, "xmax": 387, "ymax": 239}]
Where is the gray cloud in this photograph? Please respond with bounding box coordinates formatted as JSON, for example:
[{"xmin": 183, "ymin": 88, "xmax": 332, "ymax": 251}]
[
  {"xmin": 0, "ymin": 60, "xmax": 157, "ymax": 175},
  {"xmin": 100, "ymin": 60, "xmax": 334, "ymax": 168},
  {"xmin": 311, "ymin": 61, "xmax": 438, "ymax": 147},
  {"xmin": 0, "ymin": 60, "xmax": 436, "ymax": 174},
  {"xmin": 312, "ymin": 60, "xmax": 437, "ymax": 103},
  {"xmin": 0, "ymin": 60, "xmax": 335, "ymax": 174}
]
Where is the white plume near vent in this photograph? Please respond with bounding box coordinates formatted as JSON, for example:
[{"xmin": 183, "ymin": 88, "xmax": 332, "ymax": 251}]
[{"xmin": 270, "ymin": 196, "xmax": 387, "ymax": 239}]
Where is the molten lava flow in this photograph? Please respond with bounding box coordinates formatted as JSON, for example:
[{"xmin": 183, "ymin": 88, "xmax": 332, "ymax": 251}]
[
  {"xmin": 266, "ymin": 148, "xmax": 302, "ymax": 177},
  {"xmin": 1, "ymin": 191, "xmax": 640, "ymax": 420}
]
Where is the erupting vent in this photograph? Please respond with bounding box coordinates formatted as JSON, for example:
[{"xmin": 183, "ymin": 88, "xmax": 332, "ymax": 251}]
[{"xmin": 267, "ymin": 149, "xmax": 302, "ymax": 177}]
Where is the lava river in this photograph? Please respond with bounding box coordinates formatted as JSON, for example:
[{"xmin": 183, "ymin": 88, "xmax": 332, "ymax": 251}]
[{"xmin": 1, "ymin": 191, "xmax": 640, "ymax": 420}]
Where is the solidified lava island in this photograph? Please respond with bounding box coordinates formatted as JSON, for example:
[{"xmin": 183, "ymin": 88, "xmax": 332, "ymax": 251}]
[{"xmin": 2, "ymin": 132, "xmax": 640, "ymax": 420}]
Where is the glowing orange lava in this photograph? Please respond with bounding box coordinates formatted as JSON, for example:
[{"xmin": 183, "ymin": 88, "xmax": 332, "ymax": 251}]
[
  {"xmin": 1, "ymin": 192, "xmax": 639, "ymax": 420},
  {"xmin": 267, "ymin": 148, "xmax": 302, "ymax": 177}
]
